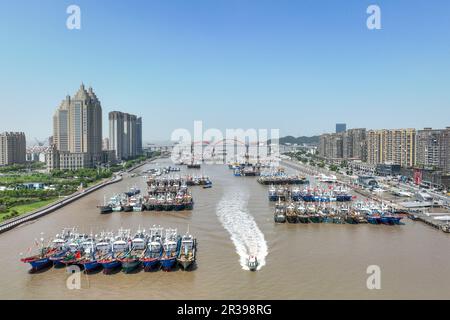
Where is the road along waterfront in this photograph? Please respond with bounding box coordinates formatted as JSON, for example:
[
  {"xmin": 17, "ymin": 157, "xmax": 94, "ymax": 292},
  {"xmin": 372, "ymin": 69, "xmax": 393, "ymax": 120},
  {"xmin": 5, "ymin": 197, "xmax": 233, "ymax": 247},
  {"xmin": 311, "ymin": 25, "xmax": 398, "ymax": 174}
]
[
  {"xmin": 1, "ymin": 158, "xmax": 450, "ymax": 299},
  {"xmin": 0, "ymin": 158, "xmax": 163, "ymax": 234}
]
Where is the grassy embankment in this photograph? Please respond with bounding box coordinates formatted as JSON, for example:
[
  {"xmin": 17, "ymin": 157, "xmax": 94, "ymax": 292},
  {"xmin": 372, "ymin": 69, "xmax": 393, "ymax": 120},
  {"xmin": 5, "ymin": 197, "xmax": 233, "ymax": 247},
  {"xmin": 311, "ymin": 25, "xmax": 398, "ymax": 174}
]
[{"xmin": 0, "ymin": 152, "xmax": 160, "ymax": 222}]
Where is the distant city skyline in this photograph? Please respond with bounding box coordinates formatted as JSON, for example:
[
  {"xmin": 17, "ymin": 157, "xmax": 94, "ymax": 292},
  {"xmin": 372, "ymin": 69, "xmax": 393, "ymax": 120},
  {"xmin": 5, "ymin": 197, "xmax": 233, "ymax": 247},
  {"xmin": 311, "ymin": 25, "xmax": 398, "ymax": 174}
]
[{"xmin": 1, "ymin": 1, "xmax": 450, "ymax": 141}]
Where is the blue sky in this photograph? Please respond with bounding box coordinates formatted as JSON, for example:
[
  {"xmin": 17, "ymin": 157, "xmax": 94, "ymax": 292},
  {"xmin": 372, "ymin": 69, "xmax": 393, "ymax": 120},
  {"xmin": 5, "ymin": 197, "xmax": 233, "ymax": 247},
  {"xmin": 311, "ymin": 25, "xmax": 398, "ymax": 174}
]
[{"xmin": 0, "ymin": 0, "xmax": 449, "ymax": 142}]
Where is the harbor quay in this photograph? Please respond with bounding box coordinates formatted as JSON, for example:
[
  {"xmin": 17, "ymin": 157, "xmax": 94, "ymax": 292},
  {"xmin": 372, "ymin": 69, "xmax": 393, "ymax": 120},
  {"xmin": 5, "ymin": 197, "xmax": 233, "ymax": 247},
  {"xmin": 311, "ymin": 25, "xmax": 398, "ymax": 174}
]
[{"xmin": 280, "ymin": 158, "xmax": 450, "ymax": 232}]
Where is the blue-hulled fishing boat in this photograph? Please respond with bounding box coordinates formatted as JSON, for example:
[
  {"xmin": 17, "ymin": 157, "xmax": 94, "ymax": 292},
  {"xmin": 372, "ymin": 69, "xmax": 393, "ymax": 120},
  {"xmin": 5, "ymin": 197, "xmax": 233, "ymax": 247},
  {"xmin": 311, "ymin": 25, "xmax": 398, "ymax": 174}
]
[
  {"xmin": 160, "ymin": 229, "xmax": 181, "ymax": 271},
  {"xmin": 141, "ymin": 227, "xmax": 163, "ymax": 271}
]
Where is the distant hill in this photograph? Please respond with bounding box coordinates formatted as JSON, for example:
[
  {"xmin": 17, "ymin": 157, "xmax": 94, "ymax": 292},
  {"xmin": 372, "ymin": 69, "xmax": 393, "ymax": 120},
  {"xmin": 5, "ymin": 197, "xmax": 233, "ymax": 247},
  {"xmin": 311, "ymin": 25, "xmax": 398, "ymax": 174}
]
[{"xmin": 269, "ymin": 135, "xmax": 320, "ymax": 145}]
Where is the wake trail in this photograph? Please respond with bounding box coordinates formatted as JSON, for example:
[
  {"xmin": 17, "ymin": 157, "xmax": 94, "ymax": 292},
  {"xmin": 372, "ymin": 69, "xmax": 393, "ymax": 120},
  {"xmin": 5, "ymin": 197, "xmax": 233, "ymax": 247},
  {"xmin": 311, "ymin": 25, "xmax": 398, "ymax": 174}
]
[{"xmin": 216, "ymin": 188, "xmax": 268, "ymax": 270}]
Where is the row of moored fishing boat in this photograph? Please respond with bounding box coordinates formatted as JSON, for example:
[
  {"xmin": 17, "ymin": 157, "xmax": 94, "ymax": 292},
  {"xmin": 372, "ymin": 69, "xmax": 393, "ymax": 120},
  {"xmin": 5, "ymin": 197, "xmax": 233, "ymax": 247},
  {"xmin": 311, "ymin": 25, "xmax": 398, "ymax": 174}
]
[
  {"xmin": 274, "ymin": 201, "xmax": 404, "ymax": 225},
  {"xmin": 20, "ymin": 226, "xmax": 197, "ymax": 273},
  {"xmin": 268, "ymin": 185, "xmax": 354, "ymax": 202}
]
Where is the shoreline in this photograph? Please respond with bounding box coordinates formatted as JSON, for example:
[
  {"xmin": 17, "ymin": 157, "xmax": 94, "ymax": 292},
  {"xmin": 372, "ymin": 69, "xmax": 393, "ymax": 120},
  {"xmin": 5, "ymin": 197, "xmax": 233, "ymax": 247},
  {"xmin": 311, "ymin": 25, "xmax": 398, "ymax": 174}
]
[{"xmin": 0, "ymin": 157, "xmax": 158, "ymax": 234}]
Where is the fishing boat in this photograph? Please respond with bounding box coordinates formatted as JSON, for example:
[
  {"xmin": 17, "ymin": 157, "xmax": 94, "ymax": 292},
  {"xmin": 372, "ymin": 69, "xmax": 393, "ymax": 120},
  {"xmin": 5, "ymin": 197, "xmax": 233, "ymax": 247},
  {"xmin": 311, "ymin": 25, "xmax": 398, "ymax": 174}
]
[
  {"xmin": 145, "ymin": 195, "xmax": 157, "ymax": 211},
  {"xmin": 98, "ymin": 195, "xmax": 113, "ymax": 214},
  {"xmin": 160, "ymin": 229, "xmax": 181, "ymax": 271},
  {"xmin": 58, "ymin": 234, "xmax": 86, "ymax": 267},
  {"xmin": 155, "ymin": 195, "xmax": 166, "ymax": 211},
  {"xmin": 74, "ymin": 237, "xmax": 97, "ymax": 271},
  {"xmin": 332, "ymin": 214, "xmax": 345, "ymax": 224},
  {"xmin": 354, "ymin": 213, "xmax": 368, "ymax": 224},
  {"xmin": 242, "ymin": 166, "xmax": 260, "ymax": 176},
  {"xmin": 187, "ymin": 161, "xmax": 201, "ymax": 169},
  {"xmin": 268, "ymin": 185, "xmax": 278, "ymax": 202},
  {"xmin": 141, "ymin": 227, "xmax": 163, "ymax": 271},
  {"xmin": 48, "ymin": 232, "xmax": 71, "ymax": 268},
  {"xmin": 132, "ymin": 195, "xmax": 144, "ymax": 212},
  {"xmin": 301, "ymin": 189, "xmax": 315, "ymax": 202},
  {"xmin": 98, "ymin": 231, "xmax": 129, "ymax": 274},
  {"xmin": 173, "ymin": 192, "xmax": 185, "ymax": 211},
  {"xmin": 309, "ymin": 212, "xmax": 322, "ymax": 223},
  {"xmin": 20, "ymin": 236, "xmax": 56, "ymax": 272},
  {"xmin": 320, "ymin": 209, "xmax": 333, "ymax": 223},
  {"xmin": 177, "ymin": 231, "xmax": 197, "ymax": 270},
  {"xmin": 110, "ymin": 194, "xmax": 124, "ymax": 212},
  {"xmin": 247, "ymin": 255, "xmax": 258, "ymax": 271},
  {"xmin": 123, "ymin": 197, "xmax": 133, "ymax": 212},
  {"xmin": 276, "ymin": 186, "xmax": 287, "ymax": 201},
  {"xmin": 335, "ymin": 188, "xmax": 353, "ymax": 201},
  {"xmin": 285, "ymin": 202, "xmax": 298, "ymax": 223},
  {"xmin": 344, "ymin": 212, "xmax": 359, "ymax": 225},
  {"xmin": 380, "ymin": 213, "xmax": 403, "ymax": 225},
  {"xmin": 366, "ymin": 215, "xmax": 380, "ymax": 224},
  {"xmin": 80, "ymin": 236, "xmax": 110, "ymax": 273},
  {"xmin": 120, "ymin": 230, "xmax": 146, "ymax": 273},
  {"xmin": 203, "ymin": 181, "xmax": 212, "ymax": 189},
  {"xmin": 274, "ymin": 200, "xmax": 286, "ymax": 223},
  {"xmin": 441, "ymin": 223, "xmax": 450, "ymax": 233},
  {"xmin": 125, "ymin": 186, "xmax": 141, "ymax": 197},
  {"xmin": 290, "ymin": 187, "xmax": 302, "ymax": 202},
  {"xmin": 183, "ymin": 193, "xmax": 194, "ymax": 210},
  {"xmin": 164, "ymin": 193, "xmax": 174, "ymax": 211}
]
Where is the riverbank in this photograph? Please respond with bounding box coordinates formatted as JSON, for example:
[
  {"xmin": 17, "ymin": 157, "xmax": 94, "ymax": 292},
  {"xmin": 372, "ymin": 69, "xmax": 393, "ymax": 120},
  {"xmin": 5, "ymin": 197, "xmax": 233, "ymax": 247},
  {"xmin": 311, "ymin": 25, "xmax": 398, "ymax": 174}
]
[
  {"xmin": 0, "ymin": 198, "xmax": 58, "ymax": 221},
  {"xmin": 0, "ymin": 156, "xmax": 160, "ymax": 234},
  {"xmin": 0, "ymin": 174, "xmax": 123, "ymax": 234}
]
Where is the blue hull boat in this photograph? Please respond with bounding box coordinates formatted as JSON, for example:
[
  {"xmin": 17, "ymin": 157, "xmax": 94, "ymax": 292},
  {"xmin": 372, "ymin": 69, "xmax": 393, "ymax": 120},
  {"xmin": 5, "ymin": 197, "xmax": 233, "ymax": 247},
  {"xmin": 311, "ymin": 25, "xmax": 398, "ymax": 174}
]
[
  {"xmin": 367, "ymin": 216, "xmax": 381, "ymax": 225},
  {"xmin": 381, "ymin": 216, "xmax": 402, "ymax": 225},
  {"xmin": 160, "ymin": 257, "xmax": 177, "ymax": 271},
  {"xmin": 142, "ymin": 258, "xmax": 160, "ymax": 271},
  {"xmin": 49, "ymin": 251, "xmax": 68, "ymax": 268},
  {"xmin": 26, "ymin": 257, "xmax": 52, "ymax": 272},
  {"xmin": 391, "ymin": 217, "xmax": 402, "ymax": 225},
  {"xmin": 83, "ymin": 260, "xmax": 101, "ymax": 272},
  {"xmin": 174, "ymin": 204, "xmax": 185, "ymax": 211},
  {"xmin": 100, "ymin": 260, "xmax": 121, "ymax": 273},
  {"xmin": 380, "ymin": 217, "xmax": 393, "ymax": 225},
  {"xmin": 302, "ymin": 195, "xmax": 315, "ymax": 202},
  {"xmin": 336, "ymin": 195, "xmax": 353, "ymax": 202}
]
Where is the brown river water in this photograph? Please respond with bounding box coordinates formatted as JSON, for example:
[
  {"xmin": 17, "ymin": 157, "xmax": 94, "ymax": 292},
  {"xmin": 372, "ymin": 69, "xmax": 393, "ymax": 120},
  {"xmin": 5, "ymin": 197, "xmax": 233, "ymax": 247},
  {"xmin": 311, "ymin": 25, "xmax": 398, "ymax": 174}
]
[{"xmin": 0, "ymin": 158, "xmax": 449, "ymax": 299}]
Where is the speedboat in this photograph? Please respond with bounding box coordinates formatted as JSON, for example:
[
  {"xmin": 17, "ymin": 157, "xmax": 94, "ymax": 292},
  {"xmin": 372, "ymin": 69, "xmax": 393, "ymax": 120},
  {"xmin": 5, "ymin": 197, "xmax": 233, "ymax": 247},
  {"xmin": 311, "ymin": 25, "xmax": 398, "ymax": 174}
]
[{"xmin": 247, "ymin": 255, "xmax": 258, "ymax": 271}]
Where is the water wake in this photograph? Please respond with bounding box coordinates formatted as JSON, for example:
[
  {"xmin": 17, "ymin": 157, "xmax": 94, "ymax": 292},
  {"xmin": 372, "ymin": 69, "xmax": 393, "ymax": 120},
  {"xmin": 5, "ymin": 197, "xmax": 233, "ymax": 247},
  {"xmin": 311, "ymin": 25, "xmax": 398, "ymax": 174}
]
[{"xmin": 216, "ymin": 189, "xmax": 268, "ymax": 270}]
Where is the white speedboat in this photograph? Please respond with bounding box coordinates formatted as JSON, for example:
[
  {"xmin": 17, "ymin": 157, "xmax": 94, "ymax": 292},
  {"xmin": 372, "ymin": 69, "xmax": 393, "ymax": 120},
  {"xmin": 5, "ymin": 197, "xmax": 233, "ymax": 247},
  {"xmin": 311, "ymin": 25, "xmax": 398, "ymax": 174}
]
[{"xmin": 247, "ymin": 255, "xmax": 258, "ymax": 271}]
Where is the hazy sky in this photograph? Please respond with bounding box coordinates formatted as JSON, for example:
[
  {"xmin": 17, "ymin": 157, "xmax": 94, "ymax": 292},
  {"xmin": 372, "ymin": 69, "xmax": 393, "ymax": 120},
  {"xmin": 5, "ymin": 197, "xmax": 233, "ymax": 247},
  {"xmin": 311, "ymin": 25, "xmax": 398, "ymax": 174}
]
[{"xmin": 0, "ymin": 0, "xmax": 449, "ymax": 143}]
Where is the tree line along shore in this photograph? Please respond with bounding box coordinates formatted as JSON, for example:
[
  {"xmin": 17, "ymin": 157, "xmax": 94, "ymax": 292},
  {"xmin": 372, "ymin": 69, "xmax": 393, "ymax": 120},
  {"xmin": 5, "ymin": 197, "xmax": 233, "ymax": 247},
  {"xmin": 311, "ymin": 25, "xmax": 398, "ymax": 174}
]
[{"xmin": 0, "ymin": 153, "xmax": 160, "ymax": 222}]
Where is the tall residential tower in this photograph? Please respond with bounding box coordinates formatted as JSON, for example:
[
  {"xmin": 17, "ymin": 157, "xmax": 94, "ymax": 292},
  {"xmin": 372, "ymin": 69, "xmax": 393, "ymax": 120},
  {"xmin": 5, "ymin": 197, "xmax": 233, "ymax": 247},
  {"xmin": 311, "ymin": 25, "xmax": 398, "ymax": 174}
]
[
  {"xmin": 109, "ymin": 111, "xmax": 142, "ymax": 161},
  {"xmin": 49, "ymin": 84, "xmax": 103, "ymax": 170},
  {"xmin": 0, "ymin": 132, "xmax": 26, "ymax": 166}
]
